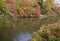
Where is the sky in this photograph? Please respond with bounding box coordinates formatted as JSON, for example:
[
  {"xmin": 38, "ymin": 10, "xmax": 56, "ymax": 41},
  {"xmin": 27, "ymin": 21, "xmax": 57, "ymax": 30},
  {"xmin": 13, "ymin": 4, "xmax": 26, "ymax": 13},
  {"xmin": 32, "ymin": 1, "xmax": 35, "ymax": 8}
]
[
  {"xmin": 43, "ymin": 0, "xmax": 60, "ymax": 7},
  {"xmin": 54, "ymin": 0, "xmax": 60, "ymax": 7}
]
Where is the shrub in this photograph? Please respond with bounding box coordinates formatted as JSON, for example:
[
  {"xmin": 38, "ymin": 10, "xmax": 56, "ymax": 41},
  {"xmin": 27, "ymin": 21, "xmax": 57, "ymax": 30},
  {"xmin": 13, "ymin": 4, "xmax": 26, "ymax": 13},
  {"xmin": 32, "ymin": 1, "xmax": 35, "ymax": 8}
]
[{"xmin": 29, "ymin": 20, "xmax": 60, "ymax": 41}]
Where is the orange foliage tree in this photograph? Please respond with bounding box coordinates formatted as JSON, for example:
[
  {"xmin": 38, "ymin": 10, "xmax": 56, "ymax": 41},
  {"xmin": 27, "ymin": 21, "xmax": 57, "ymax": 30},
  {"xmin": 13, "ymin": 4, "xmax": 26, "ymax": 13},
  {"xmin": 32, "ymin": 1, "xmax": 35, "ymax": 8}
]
[{"xmin": 6, "ymin": 0, "xmax": 41, "ymax": 17}]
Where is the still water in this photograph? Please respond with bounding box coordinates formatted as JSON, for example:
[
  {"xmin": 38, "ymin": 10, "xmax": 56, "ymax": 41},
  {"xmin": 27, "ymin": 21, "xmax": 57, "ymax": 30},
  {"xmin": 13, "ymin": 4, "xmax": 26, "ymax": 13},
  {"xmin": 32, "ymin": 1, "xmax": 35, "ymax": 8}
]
[
  {"xmin": 13, "ymin": 32, "xmax": 32, "ymax": 41},
  {"xmin": 0, "ymin": 18, "xmax": 41, "ymax": 41}
]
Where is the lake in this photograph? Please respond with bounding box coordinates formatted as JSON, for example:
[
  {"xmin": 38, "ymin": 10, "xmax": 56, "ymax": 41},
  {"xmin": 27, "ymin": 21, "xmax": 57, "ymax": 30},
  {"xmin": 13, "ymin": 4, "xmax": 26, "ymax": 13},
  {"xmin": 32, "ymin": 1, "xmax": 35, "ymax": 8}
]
[{"xmin": 0, "ymin": 18, "xmax": 41, "ymax": 41}]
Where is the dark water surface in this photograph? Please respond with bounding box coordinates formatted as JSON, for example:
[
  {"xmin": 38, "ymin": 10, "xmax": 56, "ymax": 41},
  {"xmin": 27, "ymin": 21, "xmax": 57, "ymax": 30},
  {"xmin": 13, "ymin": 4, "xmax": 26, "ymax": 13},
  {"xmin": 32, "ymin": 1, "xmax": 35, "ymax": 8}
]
[{"xmin": 0, "ymin": 18, "xmax": 41, "ymax": 41}]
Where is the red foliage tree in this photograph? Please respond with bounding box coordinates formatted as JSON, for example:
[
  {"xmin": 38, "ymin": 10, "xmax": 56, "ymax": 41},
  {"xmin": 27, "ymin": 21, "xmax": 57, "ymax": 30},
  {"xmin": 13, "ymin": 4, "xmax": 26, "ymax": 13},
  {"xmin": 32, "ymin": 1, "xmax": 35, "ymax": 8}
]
[{"xmin": 6, "ymin": 0, "xmax": 17, "ymax": 16}]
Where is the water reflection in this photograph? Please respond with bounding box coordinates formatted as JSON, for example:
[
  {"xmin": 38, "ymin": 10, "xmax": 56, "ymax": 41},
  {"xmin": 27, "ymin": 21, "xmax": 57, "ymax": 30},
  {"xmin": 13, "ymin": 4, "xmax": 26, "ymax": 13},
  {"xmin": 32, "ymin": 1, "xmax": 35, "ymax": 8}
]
[
  {"xmin": 0, "ymin": 18, "xmax": 40, "ymax": 41},
  {"xmin": 12, "ymin": 18, "xmax": 40, "ymax": 41},
  {"xmin": 13, "ymin": 32, "xmax": 32, "ymax": 41},
  {"xmin": 12, "ymin": 18, "xmax": 41, "ymax": 33}
]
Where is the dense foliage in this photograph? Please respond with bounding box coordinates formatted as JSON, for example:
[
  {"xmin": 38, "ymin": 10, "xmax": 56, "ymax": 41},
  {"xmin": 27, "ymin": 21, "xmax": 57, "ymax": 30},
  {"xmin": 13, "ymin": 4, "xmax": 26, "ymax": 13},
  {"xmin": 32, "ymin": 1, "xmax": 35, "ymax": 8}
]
[
  {"xmin": 29, "ymin": 0, "xmax": 60, "ymax": 41},
  {"xmin": 29, "ymin": 16, "xmax": 60, "ymax": 41},
  {"xmin": 0, "ymin": 0, "xmax": 41, "ymax": 17},
  {"xmin": 0, "ymin": 0, "xmax": 60, "ymax": 41}
]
